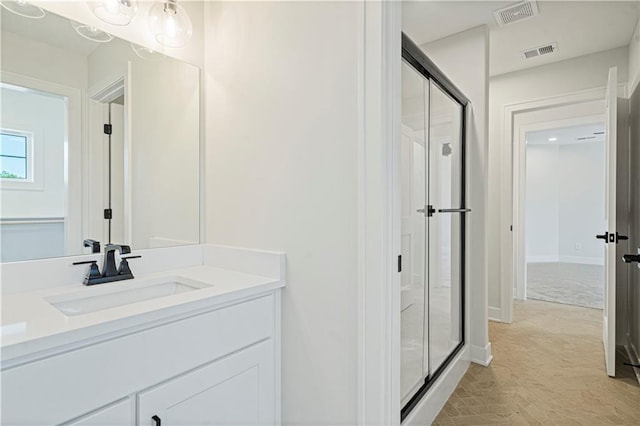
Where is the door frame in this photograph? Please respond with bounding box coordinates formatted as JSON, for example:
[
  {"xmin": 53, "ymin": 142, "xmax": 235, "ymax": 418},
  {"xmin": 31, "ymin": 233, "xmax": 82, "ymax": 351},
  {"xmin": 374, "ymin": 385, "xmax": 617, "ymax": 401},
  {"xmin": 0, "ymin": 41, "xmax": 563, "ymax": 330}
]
[
  {"xmin": 500, "ymin": 85, "xmax": 627, "ymax": 324},
  {"xmin": 513, "ymin": 114, "xmax": 605, "ymax": 302}
]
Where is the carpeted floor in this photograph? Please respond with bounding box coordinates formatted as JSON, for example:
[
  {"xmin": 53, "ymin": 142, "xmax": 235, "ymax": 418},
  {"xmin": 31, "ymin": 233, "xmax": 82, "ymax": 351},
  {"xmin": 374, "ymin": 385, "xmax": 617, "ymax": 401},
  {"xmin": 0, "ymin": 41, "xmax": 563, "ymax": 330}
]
[
  {"xmin": 434, "ymin": 300, "xmax": 640, "ymax": 425},
  {"xmin": 526, "ymin": 262, "xmax": 604, "ymax": 309}
]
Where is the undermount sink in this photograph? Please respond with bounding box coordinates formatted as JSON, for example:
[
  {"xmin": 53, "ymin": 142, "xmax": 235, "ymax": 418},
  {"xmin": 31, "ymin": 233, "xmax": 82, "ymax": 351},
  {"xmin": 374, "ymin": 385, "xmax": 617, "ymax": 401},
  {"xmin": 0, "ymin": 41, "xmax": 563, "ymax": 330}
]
[{"xmin": 46, "ymin": 277, "xmax": 210, "ymax": 316}]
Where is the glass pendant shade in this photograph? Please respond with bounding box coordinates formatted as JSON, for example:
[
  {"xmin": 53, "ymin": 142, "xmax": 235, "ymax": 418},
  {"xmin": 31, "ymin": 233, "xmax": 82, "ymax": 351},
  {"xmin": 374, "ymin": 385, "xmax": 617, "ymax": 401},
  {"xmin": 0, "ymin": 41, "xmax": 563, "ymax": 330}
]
[
  {"xmin": 0, "ymin": 1, "xmax": 45, "ymax": 19},
  {"xmin": 90, "ymin": 0, "xmax": 137, "ymax": 26},
  {"xmin": 72, "ymin": 22, "xmax": 114, "ymax": 43},
  {"xmin": 130, "ymin": 43, "xmax": 162, "ymax": 60},
  {"xmin": 148, "ymin": 0, "xmax": 192, "ymax": 48}
]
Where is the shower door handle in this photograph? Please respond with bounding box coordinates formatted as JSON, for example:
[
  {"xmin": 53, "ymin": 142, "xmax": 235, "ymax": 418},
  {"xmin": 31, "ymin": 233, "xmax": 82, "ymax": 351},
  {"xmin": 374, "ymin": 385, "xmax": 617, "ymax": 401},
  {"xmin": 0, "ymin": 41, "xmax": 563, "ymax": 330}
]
[{"xmin": 438, "ymin": 208, "xmax": 471, "ymax": 213}]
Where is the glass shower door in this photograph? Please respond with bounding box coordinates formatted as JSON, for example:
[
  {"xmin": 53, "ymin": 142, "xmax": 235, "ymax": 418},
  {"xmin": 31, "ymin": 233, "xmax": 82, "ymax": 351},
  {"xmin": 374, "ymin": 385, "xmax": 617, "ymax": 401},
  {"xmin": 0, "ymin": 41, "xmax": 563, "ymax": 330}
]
[
  {"xmin": 428, "ymin": 81, "xmax": 463, "ymax": 373},
  {"xmin": 400, "ymin": 61, "xmax": 429, "ymax": 406},
  {"xmin": 400, "ymin": 49, "xmax": 466, "ymax": 414}
]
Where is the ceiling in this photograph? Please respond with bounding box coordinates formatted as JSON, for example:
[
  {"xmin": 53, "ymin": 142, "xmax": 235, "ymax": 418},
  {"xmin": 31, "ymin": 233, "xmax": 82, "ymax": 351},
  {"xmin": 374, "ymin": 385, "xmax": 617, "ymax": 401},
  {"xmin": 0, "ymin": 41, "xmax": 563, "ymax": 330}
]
[
  {"xmin": 1, "ymin": 7, "xmax": 101, "ymax": 56},
  {"xmin": 402, "ymin": 1, "xmax": 640, "ymax": 76},
  {"xmin": 526, "ymin": 122, "xmax": 605, "ymax": 145}
]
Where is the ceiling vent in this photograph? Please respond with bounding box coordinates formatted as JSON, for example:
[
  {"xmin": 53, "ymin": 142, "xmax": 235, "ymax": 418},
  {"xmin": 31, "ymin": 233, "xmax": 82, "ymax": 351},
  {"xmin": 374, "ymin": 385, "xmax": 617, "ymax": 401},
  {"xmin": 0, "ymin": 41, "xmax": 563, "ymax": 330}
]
[
  {"xmin": 521, "ymin": 42, "xmax": 558, "ymax": 60},
  {"xmin": 494, "ymin": 1, "xmax": 540, "ymax": 27}
]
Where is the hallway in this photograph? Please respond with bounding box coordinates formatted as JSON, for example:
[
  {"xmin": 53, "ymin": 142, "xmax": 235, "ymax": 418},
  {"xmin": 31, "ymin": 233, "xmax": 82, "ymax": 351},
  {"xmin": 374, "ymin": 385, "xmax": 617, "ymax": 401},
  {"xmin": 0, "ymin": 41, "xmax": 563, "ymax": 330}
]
[{"xmin": 435, "ymin": 301, "xmax": 640, "ymax": 425}]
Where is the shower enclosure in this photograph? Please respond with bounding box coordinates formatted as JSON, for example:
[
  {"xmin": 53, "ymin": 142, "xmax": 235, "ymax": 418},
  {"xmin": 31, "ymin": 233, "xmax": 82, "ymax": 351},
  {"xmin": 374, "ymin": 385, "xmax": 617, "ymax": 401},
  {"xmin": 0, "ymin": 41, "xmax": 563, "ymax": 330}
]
[{"xmin": 400, "ymin": 34, "xmax": 468, "ymax": 419}]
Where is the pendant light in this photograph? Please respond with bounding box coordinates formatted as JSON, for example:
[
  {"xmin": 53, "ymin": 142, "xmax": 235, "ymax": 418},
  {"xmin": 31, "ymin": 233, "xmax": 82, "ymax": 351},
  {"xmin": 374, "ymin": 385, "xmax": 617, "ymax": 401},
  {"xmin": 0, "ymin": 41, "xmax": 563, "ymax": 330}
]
[
  {"xmin": 90, "ymin": 0, "xmax": 137, "ymax": 26},
  {"xmin": 72, "ymin": 22, "xmax": 114, "ymax": 43},
  {"xmin": 0, "ymin": 1, "xmax": 45, "ymax": 19},
  {"xmin": 148, "ymin": 0, "xmax": 192, "ymax": 48}
]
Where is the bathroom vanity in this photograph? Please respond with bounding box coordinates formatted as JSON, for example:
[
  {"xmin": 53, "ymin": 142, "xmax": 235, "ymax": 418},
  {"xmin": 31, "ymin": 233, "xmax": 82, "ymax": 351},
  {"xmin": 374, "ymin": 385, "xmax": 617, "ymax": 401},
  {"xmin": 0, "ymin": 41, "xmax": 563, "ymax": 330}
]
[{"xmin": 1, "ymin": 244, "xmax": 285, "ymax": 425}]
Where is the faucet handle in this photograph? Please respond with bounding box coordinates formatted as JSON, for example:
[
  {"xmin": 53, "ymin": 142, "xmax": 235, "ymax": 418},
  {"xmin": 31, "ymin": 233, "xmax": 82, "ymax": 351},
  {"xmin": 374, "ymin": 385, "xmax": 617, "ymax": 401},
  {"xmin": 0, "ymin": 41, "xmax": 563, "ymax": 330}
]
[
  {"xmin": 117, "ymin": 255, "xmax": 141, "ymax": 277},
  {"xmin": 72, "ymin": 260, "xmax": 102, "ymax": 282}
]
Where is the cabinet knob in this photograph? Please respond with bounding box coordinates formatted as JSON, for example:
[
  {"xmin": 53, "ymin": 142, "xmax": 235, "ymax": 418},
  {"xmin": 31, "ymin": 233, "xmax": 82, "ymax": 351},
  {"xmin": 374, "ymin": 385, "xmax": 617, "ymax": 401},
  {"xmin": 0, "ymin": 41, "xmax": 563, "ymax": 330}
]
[{"xmin": 152, "ymin": 415, "xmax": 162, "ymax": 426}]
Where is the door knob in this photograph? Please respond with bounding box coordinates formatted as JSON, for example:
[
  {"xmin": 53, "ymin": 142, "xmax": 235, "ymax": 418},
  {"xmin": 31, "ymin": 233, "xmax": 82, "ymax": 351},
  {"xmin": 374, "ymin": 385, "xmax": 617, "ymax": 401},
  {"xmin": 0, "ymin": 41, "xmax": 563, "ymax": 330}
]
[
  {"xmin": 622, "ymin": 254, "xmax": 640, "ymax": 263},
  {"xmin": 596, "ymin": 232, "xmax": 609, "ymax": 242}
]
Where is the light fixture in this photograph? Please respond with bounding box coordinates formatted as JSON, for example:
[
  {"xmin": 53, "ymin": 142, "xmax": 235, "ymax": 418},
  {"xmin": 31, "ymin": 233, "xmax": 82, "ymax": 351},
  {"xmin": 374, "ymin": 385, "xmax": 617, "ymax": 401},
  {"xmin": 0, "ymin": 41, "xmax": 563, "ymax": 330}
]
[
  {"xmin": 90, "ymin": 0, "xmax": 137, "ymax": 26},
  {"xmin": 72, "ymin": 22, "xmax": 114, "ymax": 43},
  {"xmin": 548, "ymin": 137, "xmax": 557, "ymax": 142},
  {"xmin": 130, "ymin": 43, "xmax": 162, "ymax": 60},
  {"xmin": 148, "ymin": 0, "xmax": 192, "ymax": 48},
  {"xmin": 0, "ymin": 1, "xmax": 45, "ymax": 19}
]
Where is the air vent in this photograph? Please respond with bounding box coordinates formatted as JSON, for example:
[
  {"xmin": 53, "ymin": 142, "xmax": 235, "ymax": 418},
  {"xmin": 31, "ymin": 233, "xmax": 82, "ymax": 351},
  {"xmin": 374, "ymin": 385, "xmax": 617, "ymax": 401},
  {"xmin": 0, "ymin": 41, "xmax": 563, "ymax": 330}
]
[
  {"xmin": 521, "ymin": 42, "xmax": 558, "ymax": 60},
  {"xmin": 494, "ymin": 1, "xmax": 540, "ymax": 27},
  {"xmin": 576, "ymin": 136, "xmax": 597, "ymax": 141}
]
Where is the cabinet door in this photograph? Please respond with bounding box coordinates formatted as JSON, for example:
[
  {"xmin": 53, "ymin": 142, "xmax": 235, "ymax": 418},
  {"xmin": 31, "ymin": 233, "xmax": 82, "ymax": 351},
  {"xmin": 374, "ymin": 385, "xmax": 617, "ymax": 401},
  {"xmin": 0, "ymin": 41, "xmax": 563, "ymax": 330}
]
[
  {"xmin": 64, "ymin": 398, "xmax": 133, "ymax": 426},
  {"xmin": 138, "ymin": 340, "xmax": 275, "ymax": 426}
]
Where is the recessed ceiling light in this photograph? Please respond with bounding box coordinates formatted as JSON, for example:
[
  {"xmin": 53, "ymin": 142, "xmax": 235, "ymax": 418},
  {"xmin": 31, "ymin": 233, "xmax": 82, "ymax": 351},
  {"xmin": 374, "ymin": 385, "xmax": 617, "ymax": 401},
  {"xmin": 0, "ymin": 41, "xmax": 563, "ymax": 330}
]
[{"xmin": 548, "ymin": 137, "xmax": 557, "ymax": 142}]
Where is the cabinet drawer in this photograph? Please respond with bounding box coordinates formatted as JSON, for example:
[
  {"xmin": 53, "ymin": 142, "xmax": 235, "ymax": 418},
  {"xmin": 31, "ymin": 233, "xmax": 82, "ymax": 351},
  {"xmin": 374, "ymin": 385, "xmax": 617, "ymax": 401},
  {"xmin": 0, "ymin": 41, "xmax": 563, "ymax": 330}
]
[
  {"xmin": 2, "ymin": 294, "xmax": 275, "ymax": 425},
  {"xmin": 138, "ymin": 340, "xmax": 275, "ymax": 426}
]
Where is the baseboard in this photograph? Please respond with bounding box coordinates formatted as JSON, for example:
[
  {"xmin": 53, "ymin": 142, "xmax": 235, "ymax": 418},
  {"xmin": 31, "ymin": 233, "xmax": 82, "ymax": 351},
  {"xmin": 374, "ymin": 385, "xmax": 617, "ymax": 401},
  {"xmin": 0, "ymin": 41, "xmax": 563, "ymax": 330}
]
[
  {"xmin": 626, "ymin": 340, "xmax": 640, "ymax": 384},
  {"xmin": 470, "ymin": 342, "xmax": 493, "ymax": 367},
  {"xmin": 558, "ymin": 256, "xmax": 604, "ymax": 266},
  {"xmin": 526, "ymin": 255, "xmax": 559, "ymax": 263},
  {"xmin": 488, "ymin": 307, "xmax": 502, "ymax": 322},
  {"xmin": 403, "ymin": 346, "xmax": 470, "ymax": 426}
]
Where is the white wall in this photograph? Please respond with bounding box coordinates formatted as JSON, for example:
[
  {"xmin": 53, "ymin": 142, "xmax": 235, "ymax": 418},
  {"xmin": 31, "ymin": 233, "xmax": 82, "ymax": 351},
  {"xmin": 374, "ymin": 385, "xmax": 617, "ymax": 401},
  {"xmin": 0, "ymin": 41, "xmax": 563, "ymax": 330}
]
[
  {"xmin": 558, "ymin": 142, "xmax": 606, "ymax": 263},
  {"xmin": 204, "ymin": 2, "xmax": 360, "ymax": 424},
  {"xmin": 525, "ymin": 144, "xmax": 560, "ymax": 262},
  {"xmin": 0, "ymin": 30, "xmax": 87, "ymax": 89},
  {"xmin": 488, "ymin": 47, "xmax": 629, "ymax": 311},
  {"xmin": 525, "ymin": 142, "xmax": 605, "ymax": 265}
]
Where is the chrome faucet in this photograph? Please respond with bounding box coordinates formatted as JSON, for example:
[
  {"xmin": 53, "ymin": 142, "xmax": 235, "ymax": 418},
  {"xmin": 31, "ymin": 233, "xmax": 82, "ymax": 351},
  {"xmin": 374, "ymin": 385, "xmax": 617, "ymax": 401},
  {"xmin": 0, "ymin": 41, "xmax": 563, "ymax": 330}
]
[{"xmin": 73, "ymin": 244, "xmax": 141, "ymax": 286}]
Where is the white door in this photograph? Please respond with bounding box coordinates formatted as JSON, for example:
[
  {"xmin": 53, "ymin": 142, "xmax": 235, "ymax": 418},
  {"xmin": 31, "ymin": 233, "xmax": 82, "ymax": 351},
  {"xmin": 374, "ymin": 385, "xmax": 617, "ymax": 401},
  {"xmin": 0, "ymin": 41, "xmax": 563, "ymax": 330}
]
[
  {"xmin": 602, "ymin": 66, "xmax": 618, "ymax": 377},
  {"xmin": 138, "ymin": 340, "xmax": 275, "ymax": 426}
]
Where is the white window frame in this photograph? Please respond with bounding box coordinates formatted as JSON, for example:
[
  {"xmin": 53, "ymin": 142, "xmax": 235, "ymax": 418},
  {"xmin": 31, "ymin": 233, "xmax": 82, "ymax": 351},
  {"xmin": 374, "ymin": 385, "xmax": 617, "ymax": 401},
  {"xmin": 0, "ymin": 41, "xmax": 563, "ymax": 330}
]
[{"xmin": 0, "ymin": 125, "xmax": 44, "ymax": 191}]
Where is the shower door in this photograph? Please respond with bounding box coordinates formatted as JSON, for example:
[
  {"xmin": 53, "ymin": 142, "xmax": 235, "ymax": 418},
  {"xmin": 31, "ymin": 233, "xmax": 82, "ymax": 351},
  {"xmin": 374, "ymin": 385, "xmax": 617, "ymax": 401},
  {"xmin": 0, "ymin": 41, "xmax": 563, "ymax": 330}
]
[{"xmin": 400, "ymin": 34, "xmax": 467, "ymax": 418}]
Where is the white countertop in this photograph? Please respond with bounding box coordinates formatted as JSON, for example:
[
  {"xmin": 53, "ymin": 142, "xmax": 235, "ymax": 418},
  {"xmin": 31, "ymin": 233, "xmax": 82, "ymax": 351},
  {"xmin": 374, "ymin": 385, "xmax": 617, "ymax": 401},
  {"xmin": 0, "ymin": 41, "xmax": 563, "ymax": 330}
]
[{"xmin": 1, "ymin": 264, "xmax": 284, "ymax": 366}]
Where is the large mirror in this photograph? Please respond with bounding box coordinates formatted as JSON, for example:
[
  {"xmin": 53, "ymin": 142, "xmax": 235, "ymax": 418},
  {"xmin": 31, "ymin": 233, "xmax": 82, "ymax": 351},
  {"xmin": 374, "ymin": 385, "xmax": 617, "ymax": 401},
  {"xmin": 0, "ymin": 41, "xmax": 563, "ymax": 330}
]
[{"xmin": 0, "ymin": 7, "xmax": 200, "ymax": 262}]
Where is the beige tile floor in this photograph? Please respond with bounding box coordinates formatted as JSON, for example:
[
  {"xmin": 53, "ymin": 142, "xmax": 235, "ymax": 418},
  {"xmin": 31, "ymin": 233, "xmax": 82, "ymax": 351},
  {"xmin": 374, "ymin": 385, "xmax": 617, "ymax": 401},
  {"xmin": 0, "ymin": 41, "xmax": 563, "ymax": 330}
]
[{"xmin": 434, "ymin": 300, "xmax": 640, "ymax": 425}]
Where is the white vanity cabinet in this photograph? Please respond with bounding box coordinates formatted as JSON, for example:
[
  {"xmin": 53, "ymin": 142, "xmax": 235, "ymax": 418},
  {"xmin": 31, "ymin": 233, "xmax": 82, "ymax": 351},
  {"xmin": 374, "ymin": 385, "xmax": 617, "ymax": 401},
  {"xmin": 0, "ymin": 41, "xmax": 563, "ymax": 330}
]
[
  {"xmin": 138, "ymin": 340, "xmax": 274, "ymax": 426},
  {"xmin": 1, "ymin": 292, "xmax": 280, "ymax": 426}
]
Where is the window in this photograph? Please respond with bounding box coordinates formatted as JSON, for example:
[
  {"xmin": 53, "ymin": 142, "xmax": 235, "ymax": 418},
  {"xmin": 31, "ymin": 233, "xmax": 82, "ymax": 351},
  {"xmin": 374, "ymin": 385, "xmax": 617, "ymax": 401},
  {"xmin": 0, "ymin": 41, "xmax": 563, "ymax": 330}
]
[{"xmin": 1, "ymin": 131, "xmax": 30, "ymax": 180}]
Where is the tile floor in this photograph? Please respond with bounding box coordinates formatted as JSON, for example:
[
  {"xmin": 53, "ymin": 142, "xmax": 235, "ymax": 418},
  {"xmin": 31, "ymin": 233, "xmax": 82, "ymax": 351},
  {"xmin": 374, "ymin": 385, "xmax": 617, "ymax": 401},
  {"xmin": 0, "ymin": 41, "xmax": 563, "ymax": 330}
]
[{"xmin": 434, "ymin": 300, "xmax": 640, "ymax": 425}]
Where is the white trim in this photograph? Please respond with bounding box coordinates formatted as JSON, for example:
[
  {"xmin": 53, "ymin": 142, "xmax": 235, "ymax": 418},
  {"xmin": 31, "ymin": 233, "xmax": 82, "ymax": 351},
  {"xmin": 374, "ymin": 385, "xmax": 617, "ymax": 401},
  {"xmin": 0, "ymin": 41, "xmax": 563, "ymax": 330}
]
[
  {"xmin": 0, "ymin": 71, "xmax": 83, "ymax": 256},
  {"xmin": 402, "ymin": 346, "xmax": 470, "ymax": 426},
  {"xmin": 469, "ymin": 342, "xmax": 493, "ymax": 366},
  {"xmin": 488, "ymin": 307, "xmax": 502, "ymax": 322},
  {"xmin": 557, "ymin": 256, "xmax": 604, "ymax": 265},
  {"xmin": 499, "ymin": 86, "xmax": 619, "ymax": 324},
  {"xmin": 357, "ymin": 2, "xmax": 401, "ymax": 425},
  {"xmin": 526, "ymin": 255, "xmax": 559, "ymax": 263}
]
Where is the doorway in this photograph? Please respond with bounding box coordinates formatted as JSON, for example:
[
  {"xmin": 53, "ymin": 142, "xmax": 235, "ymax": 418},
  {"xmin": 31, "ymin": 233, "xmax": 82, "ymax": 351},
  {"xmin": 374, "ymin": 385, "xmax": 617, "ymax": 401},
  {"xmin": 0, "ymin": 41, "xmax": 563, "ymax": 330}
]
[
  {"xmin": 399, "ymin": 34, "xmax": 467, "ymax": 420},
  {"xmin": 523, "ymin": 121, "xmax": 606, "ymax": 309}
]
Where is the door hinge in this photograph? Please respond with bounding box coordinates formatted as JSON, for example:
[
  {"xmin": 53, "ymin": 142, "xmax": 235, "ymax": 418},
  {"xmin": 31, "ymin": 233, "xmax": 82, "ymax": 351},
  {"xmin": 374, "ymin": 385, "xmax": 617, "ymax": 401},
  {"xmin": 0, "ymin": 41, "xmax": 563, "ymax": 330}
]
[
  {"xmin": 103, "ymin": 208, "xmax": 112, "ymax": 220},
  {"xmin": 398, "ymin": 255, "xmax": 402, "ymax": 273},
  {"xmin": 103, "ymin": 124, "xmax": 112, "ymax": 135}
]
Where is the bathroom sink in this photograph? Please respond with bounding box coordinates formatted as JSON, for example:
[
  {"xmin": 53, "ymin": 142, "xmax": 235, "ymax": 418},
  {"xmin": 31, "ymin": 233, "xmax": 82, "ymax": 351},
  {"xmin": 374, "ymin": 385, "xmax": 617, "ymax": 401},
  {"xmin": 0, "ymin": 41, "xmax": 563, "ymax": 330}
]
[{"xmin": 46, "ymin": 277, "xmax": 210, "ymax": 316}]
